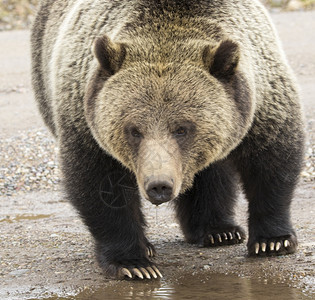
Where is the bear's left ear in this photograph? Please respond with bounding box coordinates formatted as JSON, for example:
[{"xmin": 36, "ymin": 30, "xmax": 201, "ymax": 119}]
[
  {"xmin": 93, "ymin": 35, "xmax": 126, "ymax": 75},
  {"xmin": 203, "ymin": 40, "xmax": 240, "ymax": 80}
]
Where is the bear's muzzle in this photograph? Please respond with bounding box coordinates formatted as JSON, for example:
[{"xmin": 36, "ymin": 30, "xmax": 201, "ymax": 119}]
[{"xmin": 137, "ymin": 138, "xmax": 182, "ymax": 204}]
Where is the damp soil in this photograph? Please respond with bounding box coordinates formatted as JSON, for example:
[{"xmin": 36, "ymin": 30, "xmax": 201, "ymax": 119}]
[{"xmin": 0, "ymin": 10, "xmax": 314, "ymax": 300}]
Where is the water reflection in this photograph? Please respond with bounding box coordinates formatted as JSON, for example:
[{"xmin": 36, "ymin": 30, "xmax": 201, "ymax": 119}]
[{"xmin": 43, "ymin": 272, "xmax": 310, "ymax": 300}]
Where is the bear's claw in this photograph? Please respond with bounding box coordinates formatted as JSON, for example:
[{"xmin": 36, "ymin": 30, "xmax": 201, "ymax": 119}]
[
  {"xmin": 119, "ymin": 265, "xmax": 162, "ymax": 280},
  {"xmin": 254, "ymin": 240, "xmax": 290, "ymax": 254},
  {"xmin": 249, "ymin": 235, "xmax": 296, "ymax": 256},
  {"xmin": 121, "ymin": 268, "xmax": 133, "ymax": 278},
  {"xmin": 146, "ymin": 245, "xmax": 155, "ymax": 258},
  {"xmin": 204, "ymin": 229, "xmax": 244, "ymax": 247},
  {"xmin": 236, "ymin": 232, "xmax": 242, "ymax": 240}
]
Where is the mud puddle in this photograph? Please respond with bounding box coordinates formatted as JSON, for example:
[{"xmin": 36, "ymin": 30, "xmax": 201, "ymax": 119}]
[{"xmin": 29, "ymin": 272, "xmax": 312, "ymax": 300}]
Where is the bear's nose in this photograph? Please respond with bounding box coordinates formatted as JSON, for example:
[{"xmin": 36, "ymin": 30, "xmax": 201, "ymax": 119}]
[{"xmin": 146, "ymin": 181, "xmax": 173, "ymax": 205}]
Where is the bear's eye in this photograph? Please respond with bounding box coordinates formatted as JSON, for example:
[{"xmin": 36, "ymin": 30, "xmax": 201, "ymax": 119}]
[
  {"xmin": 173, "ymin": 127, "xmax": 187, "ymax": 137},
  {"xmin": 130, "ymin": 127, "xmax": 142, "ymax": 138}
]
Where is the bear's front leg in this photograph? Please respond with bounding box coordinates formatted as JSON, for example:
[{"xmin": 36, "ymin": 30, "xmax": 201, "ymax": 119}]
[
  {"xmin": 175, "ymin": 160, "xmax": 246, "ymax": 247},
  {"xmin": 235, "ymin": 128, "xmax": 304, "ymax": 257},
  {"xmin": 59, "ymin": 132, "xmax": 161, "ymax": 279}
]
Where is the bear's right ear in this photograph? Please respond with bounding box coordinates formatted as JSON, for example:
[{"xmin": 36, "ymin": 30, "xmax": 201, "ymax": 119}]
[
  {"xmin": 93, "ymin": 35, "xmax": 126, "ymax": 75},
  {"xmin": 203, "ymin": 40, "xmax": 240, "ymax": 80}
]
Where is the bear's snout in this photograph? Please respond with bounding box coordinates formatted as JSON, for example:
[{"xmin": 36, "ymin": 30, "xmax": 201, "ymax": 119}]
[
  {"xmin": 136, "ymin": 138, "xmax": 182, "ymax": 204},
  {"xmin": 146, "ymin": 178, "xmax": 174, "ymax": 205}
]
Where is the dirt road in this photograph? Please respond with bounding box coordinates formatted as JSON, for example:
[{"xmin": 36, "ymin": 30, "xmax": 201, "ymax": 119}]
[{"xmin": 0, "ymin": 10, "xmax": 314, "ymax": 300}]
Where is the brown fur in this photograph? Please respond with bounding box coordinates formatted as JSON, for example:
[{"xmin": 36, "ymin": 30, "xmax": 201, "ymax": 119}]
[{"xmin": 31, "ymin": 0, "xmax": 304, "ymax": 279}]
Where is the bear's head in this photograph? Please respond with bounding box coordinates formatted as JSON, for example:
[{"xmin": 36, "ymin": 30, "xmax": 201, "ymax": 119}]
[{"xmin": 85, "ymin": 35, "xmax": 254, "ymax": 205}]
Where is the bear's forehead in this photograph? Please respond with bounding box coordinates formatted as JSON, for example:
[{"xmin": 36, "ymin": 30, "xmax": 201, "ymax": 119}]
[{"xmin": 111, "ymin": 63, "xmax": 216, "ymax": 101}]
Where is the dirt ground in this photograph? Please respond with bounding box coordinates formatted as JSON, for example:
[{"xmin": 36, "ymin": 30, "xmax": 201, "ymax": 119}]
[{"xmin": 0, "ymin": 10, "xmax": 314, "ymax": 300}]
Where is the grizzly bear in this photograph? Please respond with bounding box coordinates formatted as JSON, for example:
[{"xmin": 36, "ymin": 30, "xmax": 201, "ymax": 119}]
[{"xmin": 31, "ymin": 0, "xmax": 304, "ymax": 279}]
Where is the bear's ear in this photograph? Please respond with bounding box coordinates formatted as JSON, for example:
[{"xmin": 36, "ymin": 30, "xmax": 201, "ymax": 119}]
[
  {"xmin": 93, "ymin": 35, "xmax": 126, "ymax": 75},
  {"xmin": 203, "ymin": 40, "xmax": 240, "ymax": 80}
]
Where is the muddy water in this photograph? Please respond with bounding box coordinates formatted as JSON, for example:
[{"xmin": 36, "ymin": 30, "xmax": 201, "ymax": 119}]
[{"xmin": 37, "ymin": 273, "xmax": 312, "ymax": 300}]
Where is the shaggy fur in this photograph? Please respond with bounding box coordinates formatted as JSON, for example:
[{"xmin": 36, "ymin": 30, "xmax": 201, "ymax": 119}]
[{"xmin": 31, "ymin": 0, "xmax": 304, "ymax": 279}]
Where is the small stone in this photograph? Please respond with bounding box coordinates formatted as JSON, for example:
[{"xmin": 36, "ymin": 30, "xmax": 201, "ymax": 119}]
[{"xmin": 9, "ymin": 269, "xmax": 29, "ymax": 276}]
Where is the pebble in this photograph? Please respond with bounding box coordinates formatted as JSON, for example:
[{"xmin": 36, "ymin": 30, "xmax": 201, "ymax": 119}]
[{"xmin": 9, "ymin": 269, "xmax": 30, "ymax": 276}]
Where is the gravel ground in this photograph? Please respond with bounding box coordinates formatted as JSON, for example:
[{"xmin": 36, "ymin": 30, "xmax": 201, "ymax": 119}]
[
  {"xmin": 0, "ymin": 129, "xmax": 60, "ymax": 196},
  {"xmin": 0, "ymin": 0, "xmax": 38, "ymax": 31}
]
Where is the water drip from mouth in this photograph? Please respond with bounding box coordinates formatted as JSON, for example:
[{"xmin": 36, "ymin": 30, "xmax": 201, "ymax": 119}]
[{"xmin": 155, "ymin": 205, "xmax": 158, "ymax": 225}]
